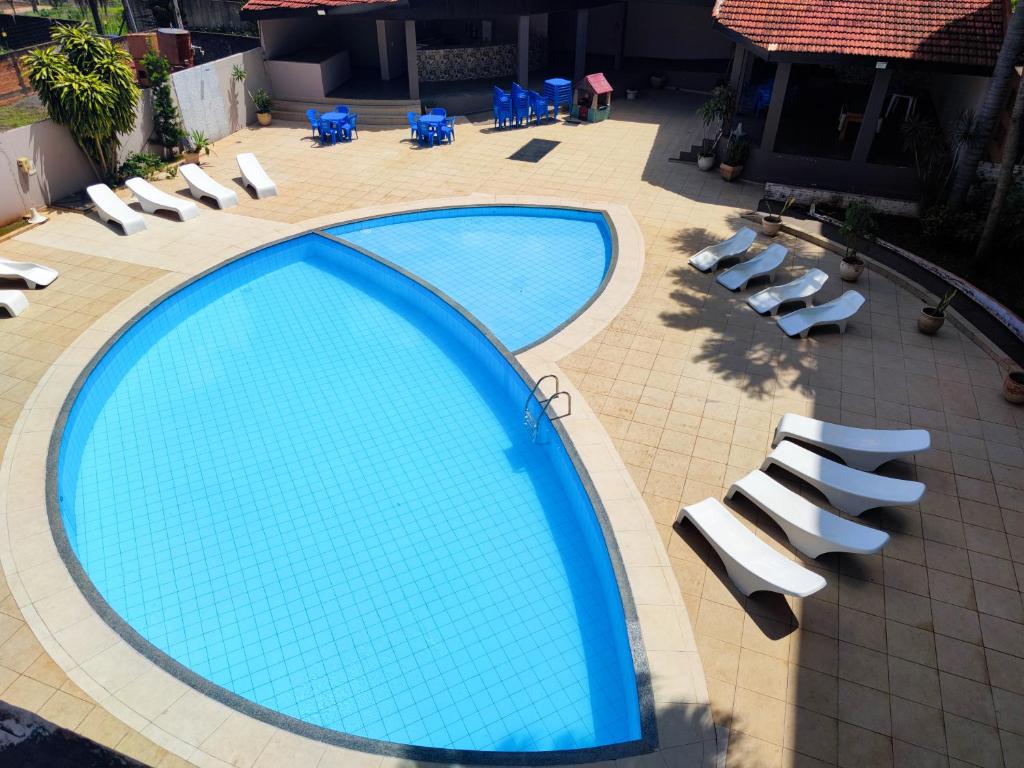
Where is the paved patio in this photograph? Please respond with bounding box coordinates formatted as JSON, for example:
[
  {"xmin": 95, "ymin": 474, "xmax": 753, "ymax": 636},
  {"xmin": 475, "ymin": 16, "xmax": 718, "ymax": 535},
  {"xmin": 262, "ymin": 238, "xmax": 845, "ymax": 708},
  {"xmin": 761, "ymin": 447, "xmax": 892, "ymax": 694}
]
[{"xmin": 0, "ymin": 91, "xmax": 1022, "ymax": 768}]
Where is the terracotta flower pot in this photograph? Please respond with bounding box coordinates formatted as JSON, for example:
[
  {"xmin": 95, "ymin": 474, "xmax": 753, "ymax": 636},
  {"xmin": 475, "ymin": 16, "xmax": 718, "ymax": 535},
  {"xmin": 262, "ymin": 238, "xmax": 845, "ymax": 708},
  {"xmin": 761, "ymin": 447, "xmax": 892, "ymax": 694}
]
[
  {"xmin": 840, "ymin": 257, "xmax": 864, "ymax": 282},
  {"xmin": 719, "ymin": 163, "xmax": 744, "ymax": 181},
  {"xmin": 181, "ymin": 151, "xmax": 199, "ymax": 165},
  {"xmin": 762, "ymin": 215, "xmax": 782, "ymax": 237},
  {"xmin": 1004, "ymin": 371, "xmax": 1024, "ymax": 404},
  {"xmin": 697, "ymin": 154, "xmax": 715, "ymax": 171},
  {"xmin": 256, "ymin": 112, "xmax": 272, "ymax": 126},
  {"xmin": 917, "ymin": 307, "xmax": 945, "ymax": 335}
]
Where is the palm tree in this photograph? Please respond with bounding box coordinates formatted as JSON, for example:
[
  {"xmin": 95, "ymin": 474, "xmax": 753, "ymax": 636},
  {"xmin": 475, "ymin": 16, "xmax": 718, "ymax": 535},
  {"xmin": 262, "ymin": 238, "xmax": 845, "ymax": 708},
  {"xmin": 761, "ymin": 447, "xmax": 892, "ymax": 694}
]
[
  {"xmin": 947, "ymin": 5, "xmax": 1024, "ymax": 210},
  {"xmin": 975, "ymin": 79, "xmax": 1024, "ymax": 260}
]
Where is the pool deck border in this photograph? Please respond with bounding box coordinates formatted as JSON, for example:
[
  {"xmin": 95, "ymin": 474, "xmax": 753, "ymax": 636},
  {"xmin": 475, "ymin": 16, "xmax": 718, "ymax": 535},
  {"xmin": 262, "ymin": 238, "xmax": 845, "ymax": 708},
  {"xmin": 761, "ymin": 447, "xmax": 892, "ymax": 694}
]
[{"xmin": 0, "ymin": 196, "xmax": 716, "ymax": 768}]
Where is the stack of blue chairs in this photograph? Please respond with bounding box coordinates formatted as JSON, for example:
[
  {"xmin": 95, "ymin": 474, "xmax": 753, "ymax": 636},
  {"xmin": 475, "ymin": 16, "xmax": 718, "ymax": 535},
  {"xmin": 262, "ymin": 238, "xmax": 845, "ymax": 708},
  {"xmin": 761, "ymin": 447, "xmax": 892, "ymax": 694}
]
[
  {"xmin": 543, "ymin": 77, "xmax": 572, "ymax": 116},
  {"xmin": 528, "ymin": 90, "xmax": 551, "ymax": 125},
  {"xmin": 493, "ymin": 86, "xmax": 512, "ymax": 128},
  {"xmin": 511, "ymin": 83, "xmax": 531, "ymax": 126}
]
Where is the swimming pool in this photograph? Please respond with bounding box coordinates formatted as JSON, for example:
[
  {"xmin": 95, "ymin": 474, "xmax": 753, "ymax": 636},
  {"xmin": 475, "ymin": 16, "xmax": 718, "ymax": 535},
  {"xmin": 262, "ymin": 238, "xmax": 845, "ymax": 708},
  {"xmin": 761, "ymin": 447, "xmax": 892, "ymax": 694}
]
[
  {"xmin": 325, "ymin": 206, "xmax": 614, "ymax": 351},
  {"xmin": 55, "ymin": 212, "xmax": 647, "ymax": 762}
]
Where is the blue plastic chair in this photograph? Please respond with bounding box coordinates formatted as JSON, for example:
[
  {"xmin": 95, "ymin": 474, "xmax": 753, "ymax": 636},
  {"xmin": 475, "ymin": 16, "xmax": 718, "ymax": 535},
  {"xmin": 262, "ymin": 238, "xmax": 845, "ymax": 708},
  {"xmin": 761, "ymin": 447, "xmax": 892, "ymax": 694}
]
[
  {"xmin": 442, "ymin": 117, "xmax": 455, "ymax": 143},
  {"xmin": 407, "ymin": 111, "xmax": 420, "ymax": 139},
  {"xmin": 345, "ymin": 113, "xmax": 359, "ymax": 140},
  {"xmin": 493, "ymin": 101, "xmax": 512, "ymax": 129},
  {"xmin": 528, "ymin": 91, "xmax": 551, "ymax": 125},
  {"xmin": 333, "ymin": 105, "xmax": 349, "ymax": 115},
  {"xmin": 305, "ymin": 108, "xmax": 321, "ymax": 138},
  {"xmin": 510, "ymin": 83, "xmax": 530, "ymax": 126},
  {"xmin": 430, "ymin": 107, "xmax": 447, "ymax": 118},
  {"xmin": 416, "ymin": 119, "xmax": 435, "ymax": 147},
  {"xmin": 320, "ymin": 121, "xmax": 337, "ymax": 145}
]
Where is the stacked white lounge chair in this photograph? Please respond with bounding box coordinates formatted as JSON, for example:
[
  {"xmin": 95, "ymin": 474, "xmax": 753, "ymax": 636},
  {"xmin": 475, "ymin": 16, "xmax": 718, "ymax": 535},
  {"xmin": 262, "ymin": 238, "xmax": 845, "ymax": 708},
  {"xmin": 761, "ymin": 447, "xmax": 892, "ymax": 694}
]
[
  {"xmin": 676, "ymin": 414, "xmax": 930, "ymax": 598},
  {"xmin": 0, "ymin": 258, "xmax": 60, "ymax": 318},
  {"xmin": 86, "ymin": 154, "xmax": 278, "ymax": 235},
  {"xmin": 689, "ymin": 230, "xmax": 865, "ymax": 338}
]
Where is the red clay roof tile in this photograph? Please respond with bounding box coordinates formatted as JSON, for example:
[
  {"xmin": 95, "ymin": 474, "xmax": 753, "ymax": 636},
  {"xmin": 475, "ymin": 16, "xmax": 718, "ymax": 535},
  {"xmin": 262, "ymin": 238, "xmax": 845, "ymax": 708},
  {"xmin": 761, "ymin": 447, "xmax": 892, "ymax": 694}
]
[
  {"xmin": 713, "ymin": 0, "xmax": 1005, "ymax": 68},
  {"xmin": 241, "ymin": 0, "xmax": 396, "ymax": 12}
]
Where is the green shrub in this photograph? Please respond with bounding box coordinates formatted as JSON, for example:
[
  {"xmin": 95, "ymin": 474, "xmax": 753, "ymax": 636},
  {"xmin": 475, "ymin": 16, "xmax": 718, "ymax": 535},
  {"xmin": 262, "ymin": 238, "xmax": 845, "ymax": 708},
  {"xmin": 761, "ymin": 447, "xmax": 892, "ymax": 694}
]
[
  {"xmin": 142, "ymin": 49, "xmax": 184, "ymax": 155},
  {"xmin": 114, "ymin": 152, "xmax": 165, "ymax": 184}
]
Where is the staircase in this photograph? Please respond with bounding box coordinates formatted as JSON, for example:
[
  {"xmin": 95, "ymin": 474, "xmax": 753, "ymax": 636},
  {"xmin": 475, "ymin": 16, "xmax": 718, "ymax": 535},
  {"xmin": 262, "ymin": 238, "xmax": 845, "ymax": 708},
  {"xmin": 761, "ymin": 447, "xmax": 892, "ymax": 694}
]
[{"xmin": 272, "ymin": 96, "xmax": 421, "ymax": 128}]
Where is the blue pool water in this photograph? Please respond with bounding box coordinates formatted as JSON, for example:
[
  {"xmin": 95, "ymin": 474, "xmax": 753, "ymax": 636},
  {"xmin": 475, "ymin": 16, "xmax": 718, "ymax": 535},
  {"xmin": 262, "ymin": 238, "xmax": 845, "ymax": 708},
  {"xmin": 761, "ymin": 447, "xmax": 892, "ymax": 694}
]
[
  {"xmin": 326, "ymin": 206, "xmax": 612, "ymax": 351},
  {"xmin": 58, "ymin": 232, "xmax": 641, "ymax": 755}
]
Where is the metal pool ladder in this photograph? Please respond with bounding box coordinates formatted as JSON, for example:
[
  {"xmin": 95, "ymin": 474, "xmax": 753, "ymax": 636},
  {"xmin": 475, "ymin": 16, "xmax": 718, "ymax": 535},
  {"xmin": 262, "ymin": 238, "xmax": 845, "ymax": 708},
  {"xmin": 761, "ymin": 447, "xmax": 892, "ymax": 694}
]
[{"xmin": 524, "ymin": 374, "xmax": 572, "ymax": 441}]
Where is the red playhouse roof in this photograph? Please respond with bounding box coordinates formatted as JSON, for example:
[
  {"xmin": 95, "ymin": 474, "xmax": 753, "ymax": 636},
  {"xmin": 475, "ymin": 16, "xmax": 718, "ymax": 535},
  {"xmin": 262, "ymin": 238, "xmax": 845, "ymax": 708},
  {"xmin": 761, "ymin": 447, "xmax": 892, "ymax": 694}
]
[
  {"xmin": 712, "ymin": 0, "xmax": 1005, "ymax": 69},
  {"xmin": 241, "ymin": 0, "xmax": 397, "ymax": 12},
  {"xmin": 578, "ymin": 73, "xmax": 613, "ymax": 94}
]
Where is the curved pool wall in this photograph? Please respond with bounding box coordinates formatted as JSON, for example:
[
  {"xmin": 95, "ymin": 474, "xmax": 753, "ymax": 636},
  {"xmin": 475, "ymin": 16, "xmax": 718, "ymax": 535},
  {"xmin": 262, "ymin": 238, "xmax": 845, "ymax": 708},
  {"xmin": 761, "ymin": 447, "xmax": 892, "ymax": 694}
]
[
  {"xmin": 53, "ymin": 230, "xmax": 655, "ymax": 763},
  {"xmin": 325, "ymin": 206, "xmax": 615, "ymax": 352}
]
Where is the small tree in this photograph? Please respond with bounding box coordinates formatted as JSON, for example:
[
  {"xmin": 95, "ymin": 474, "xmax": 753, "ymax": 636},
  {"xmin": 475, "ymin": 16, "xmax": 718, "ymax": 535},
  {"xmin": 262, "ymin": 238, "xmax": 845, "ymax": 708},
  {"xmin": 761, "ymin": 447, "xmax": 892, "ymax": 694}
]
[
  {"xmin": 22, "ymin": 23, "xmax": 139, "ymax": 179},
  {"xmin": 142, "ymin": 49, "xmax": 184, "ymax": 157},
  {"xmin": 840, "ymin": 200, "xmax": 876, "ymax": 264},
  {"xmin": 696, "ymin": 85, "xmax": 736, "ymax": 157}
]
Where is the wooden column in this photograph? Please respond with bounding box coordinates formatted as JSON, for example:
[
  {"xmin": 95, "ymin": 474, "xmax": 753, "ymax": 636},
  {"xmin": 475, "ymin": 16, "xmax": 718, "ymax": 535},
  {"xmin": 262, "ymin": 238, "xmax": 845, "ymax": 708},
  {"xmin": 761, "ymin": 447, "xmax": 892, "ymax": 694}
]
[
  {"xmin": 574, "ymin": 9, "xmax": 589, "ymax": 81},
  {"xmin": 405, "ymin": 20, "xmax": 419, "ymax": 101},
  {"xmin": 517, "ymin": 15, "xmax": 530, "ymax": 85},
  {"xmin": 852, "ymin": 66, "xmax": 893, "ymax": 164},
  {"xmin": 377, "ymin": 20, "xmax": 390, "ymax": 81},
  {"xmin": 760, "ymin": 61, "xmax": 791, "ymax": 153}
]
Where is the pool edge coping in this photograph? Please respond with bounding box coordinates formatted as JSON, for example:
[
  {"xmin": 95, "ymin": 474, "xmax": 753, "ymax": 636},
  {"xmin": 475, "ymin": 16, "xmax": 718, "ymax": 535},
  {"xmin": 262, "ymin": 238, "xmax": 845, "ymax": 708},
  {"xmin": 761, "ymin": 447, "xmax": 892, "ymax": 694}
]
[{"xmin": 0, "ymin": 195, "xmax": 716, "ymax": 768}]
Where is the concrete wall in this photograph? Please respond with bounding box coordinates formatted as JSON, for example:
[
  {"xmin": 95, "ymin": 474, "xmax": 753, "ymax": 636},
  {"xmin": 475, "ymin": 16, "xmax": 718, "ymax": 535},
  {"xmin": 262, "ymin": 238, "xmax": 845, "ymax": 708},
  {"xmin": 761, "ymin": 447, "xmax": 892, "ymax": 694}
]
[
  {"xmin": 381, "ymin": 20, "xmax": 407, "ymax": 80},
  {"xmin": 179, "ymin": 0, "xmax": 247, "ymax": 33},
  {"xmin": 260, "ymin": 18, "xmax": 333, "ymax": 59},
  {"xmin": 624, "ymin": 1, "xmax": 732, "ymax": 60},
  {"xmin": 171, "ymin": 47, "xmax": 270, "ymax": 137},
  {"xmin": 587, "ymin": 4, "xmax": 625, "ymax": 56}
]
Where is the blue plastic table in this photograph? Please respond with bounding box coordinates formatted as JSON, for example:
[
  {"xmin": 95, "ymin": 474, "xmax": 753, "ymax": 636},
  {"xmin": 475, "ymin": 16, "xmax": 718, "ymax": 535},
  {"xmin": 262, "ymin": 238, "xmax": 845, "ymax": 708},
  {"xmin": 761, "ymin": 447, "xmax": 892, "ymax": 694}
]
[
  {"xmin": 418, "ymin": 114, "xmax": 446, "ymax": 127},
  {"xmin": 544, "ymin": 78, "xmax": 572, "ymax": 114},
  {"xmin": 320, "ymin": 111, "xmax": 351, "ymax": 143}
]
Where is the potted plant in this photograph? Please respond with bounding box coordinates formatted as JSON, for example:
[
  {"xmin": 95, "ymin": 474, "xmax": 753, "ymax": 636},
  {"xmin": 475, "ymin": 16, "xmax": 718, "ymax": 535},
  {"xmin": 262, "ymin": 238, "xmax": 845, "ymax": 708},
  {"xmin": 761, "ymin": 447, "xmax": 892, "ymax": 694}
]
[
  {"xmin": 233, "ymin": 66, "xmax": 274, "ymax": 126},
  {"xmin": 252, "ymin": 89, "xmax": 273, "ymax": 126},
  {"xmin": 696, "ymin": 85, "xmax": 736, "ymax": 172},
  {"xmin": 1004, "ymin": 370, "xmax": 1024, "ymax": 404},
  {"xmin": 839, "ymin": 200, "xmax": 876, "ymax": 282},
  {"xmin": 762, "ymin": 196, "xmax": 795, "ymax": 236},
  {"xmin": 182, "ymin": 129, "xmax": 211, "ymax": 164},
  {"xmin": 719, "ymin": 135, "xmax": 748, "ymax": 181},
  {"xmin": 917, "ymin": 288, "xmax": 957, "ymax": 335}
]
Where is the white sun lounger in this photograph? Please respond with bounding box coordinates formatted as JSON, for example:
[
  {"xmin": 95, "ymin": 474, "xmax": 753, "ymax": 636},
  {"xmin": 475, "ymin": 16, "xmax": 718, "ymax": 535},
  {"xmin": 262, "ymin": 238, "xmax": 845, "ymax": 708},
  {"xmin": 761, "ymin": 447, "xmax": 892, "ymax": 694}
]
[
  {"xmin": 86, "ymin": 184, "xmax": 146, "ymax": 235},
  {"xmin": 688, "ymin": 227, "xmax": 757, "ymax": 272},
  {"xmin": 777, "ymin": 291, "xmax": 865, "ymax": 338},
  {"xmin": 125, "ymin": 177, "xmax": 199, "ymax": 221},
  {"xmin": 236, "ymin": 153, "xmax": 278, "ymax": 199},
  {"xmin": 727, "ymin": 470, "xmax": 890, "ymax": 558},
  {"xmin": 762, "ymin": 440, "xmax": 925, "ymax": 515},
  {"xmin": 676, "ymin": 498, "xmax": 827, "ymax": 597},
  {"xmin": 774, "ymin": 413, "xmax": 931, "ymax": 471},
  {"xmin": 0, "ymin": 290, "xmax": 28, "ymax": 317},
  {"xmin": 0, "ymin": 258, "xmax": 58, "ymax": 289},
  {"xmin": 716, "ymin": 243, "xmax": 788, "ymax": 291},
  {"xmin": 748, "ymin": 268, "xmax": 828, "ymax": 315},
  {"xmin": 179, "ymin": 164, "xmax": 239, "ymax": 209}
]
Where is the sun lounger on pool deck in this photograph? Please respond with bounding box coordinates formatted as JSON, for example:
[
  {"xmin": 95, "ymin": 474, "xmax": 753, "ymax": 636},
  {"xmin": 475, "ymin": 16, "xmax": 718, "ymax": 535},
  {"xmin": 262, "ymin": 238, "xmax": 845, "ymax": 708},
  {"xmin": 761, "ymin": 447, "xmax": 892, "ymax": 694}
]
[
  {"xmin": 748, "ymin": 268, "xmax": 827, "ymax": 315},
  {"xmin": 716, "ymin": 243, "xmax": 787, "ymax": 291},
  {"xmin": 179, "ymin": 163, "xmax": 239, "ymax": 209},
  {"xmin": 762, "ymin": 440, "xmax": 925, "ymax": 515},
  {"xmin": 688, "ymin": 227, "xmax": 757, "ymax": 272},
  {"xmin": 727, "ymin": 470, "xmax": 890, "ymax": 558},
  {"xmin": 777, "ymin": 291, "xmax": 864, "ymax": 338},
  {"xmin": 676, "ymin": 498, "xmax": 827, "ymax": 597},
  {"xmin": 86, "ymin": 184, "xmax": 146, "ymax": 235},
  {"xmin": 774, "ymin": 413, "xmax": 931, "ymax": 471},
  {"xmin": 0, "ymin": 258, "xmax": 58, "ymax": 289},
  {"xmin": 236, "ymin": 153, "xmax": 278, "ymax": 199},
  {"xmin": 0, "ymin": 290, "xmax": 28, "ymax": 317},
  {"xmin": 125, "ymin": 177, "xmax": 199, "ymax": 221}
]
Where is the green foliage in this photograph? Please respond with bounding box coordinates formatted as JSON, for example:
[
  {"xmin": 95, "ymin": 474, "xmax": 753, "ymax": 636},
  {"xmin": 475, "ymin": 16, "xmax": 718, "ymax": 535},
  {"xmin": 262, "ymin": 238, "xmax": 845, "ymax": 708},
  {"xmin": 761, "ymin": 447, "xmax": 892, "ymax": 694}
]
[
  {"xmin": 922, "ymin": 182, "xmax": 1024, "ymax": 255},
  {"xmin": 186, "ymin": 129, "xmax": 211, "ymax": 155},
  {"xmin": 840, "ymin": 201, "xmax": 876, "ymax": 262},
  {"xmin": 250, "ymin": 88, "xmax": 273, "ymax": 113},
  {"xmin": 142, "ymin": 49, "xmax": 184, "ymax": 153},
  {"xmin": 934, "ymin": 289, "xmax": 958, "ymax": 314},
  {"xmin": 764, "ymin": 196, "xmax": 796, "ymax": 220},
  {"xmin": 723, "ymin": 135, "xmax": 748, "ymax": 166},
  {"xmin": 0, "ymin": 102, "xmax": 49, "ymax": 130},
  {"xmin": 113, "ymin": 151, "xmax": 166, "ymax": 184},
  {"xmin": 231, "ymin": 65, "xmax": 247, "ymax": 83},
  {"xmin": 143, "ymin": 0, "xmax": 185, "ymax": 29},
  {"xmin": 21, "ymin": 23, "xmax": 139, "ymax": 179},
  {"xmin": 696, "ymin": 85, "xmax": 736, "ymax": 154}
]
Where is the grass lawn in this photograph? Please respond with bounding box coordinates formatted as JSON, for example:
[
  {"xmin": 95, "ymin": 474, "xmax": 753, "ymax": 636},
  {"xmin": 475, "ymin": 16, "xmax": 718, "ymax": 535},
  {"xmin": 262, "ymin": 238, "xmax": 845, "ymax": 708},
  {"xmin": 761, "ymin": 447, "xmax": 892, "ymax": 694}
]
[{"xmin": 0, "ymin": 103, "xmax": 49, "ymax": 130}]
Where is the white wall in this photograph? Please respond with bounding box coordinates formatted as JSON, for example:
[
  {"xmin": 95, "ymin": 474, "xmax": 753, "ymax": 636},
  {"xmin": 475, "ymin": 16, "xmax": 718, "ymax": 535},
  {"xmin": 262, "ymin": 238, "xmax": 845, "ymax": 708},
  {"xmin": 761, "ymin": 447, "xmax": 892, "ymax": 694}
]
[
  {"xmin": 172, "ymin": 47, "xmax": 270, "ymax": 139},
  {"xmin": 624, "ymin": 1, "xmax": 732, "ymax": 60}
]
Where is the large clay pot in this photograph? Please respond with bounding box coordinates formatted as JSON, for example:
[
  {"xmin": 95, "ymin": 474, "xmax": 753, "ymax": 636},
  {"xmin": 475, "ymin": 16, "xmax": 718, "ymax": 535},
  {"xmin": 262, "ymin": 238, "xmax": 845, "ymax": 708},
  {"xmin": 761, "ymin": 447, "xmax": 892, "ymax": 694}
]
[
  {"xmin": 762, "ymin": 215, "xmax": 782, "ymax": 237},
  {"xmin": 917, "ymin": 307, "xmax": 946, "ymax": 335},
  {"xmin": 257, "ymin": 112, "xmax": 272, "ymax": 126},
  {"xmin": 1004, "ymin": 371, "xmax": 1024, "ymax": 404},
  {"xmin": 697, "ymin": 154, "xmax": 715, "ymax": 171},
  {"xmin": 840, "ymin": 257, "xmax": 865, "ymax": 282},
  {"xmin": 181, "ymin": 151, "xmax": 199, "ymax": 165},
  {"xmin": 719, "ymin": 163, "xmax": 744, "ymax": 181}
]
